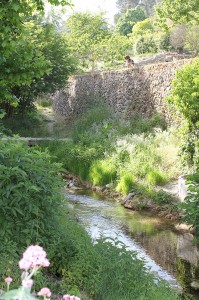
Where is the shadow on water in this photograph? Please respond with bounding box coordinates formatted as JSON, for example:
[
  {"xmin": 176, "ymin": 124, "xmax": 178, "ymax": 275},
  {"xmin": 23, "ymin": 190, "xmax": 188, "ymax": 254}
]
[{"xmin": 64, "ymin": 188, "xmax": 199, "ymax": 299}]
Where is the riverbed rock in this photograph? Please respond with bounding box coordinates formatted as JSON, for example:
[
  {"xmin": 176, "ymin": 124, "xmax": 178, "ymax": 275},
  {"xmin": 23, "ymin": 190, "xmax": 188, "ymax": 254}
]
[
  {"xmin": 190, "ymin": 281, "xmax": 199, "ymax": 290},
  {"xmin": 122, "ymin": 193, "xmax": 135, "ymax": 203},
  {"xmin": 122, "ymin": 194, "xmax": 153, "ymax": 210},
  {"xmin": 178, "ymin": 175, "xmax": 189, "ymax": 202}
]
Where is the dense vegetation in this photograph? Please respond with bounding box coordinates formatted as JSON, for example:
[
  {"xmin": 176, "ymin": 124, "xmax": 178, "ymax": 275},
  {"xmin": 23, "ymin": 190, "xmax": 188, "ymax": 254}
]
[{"xmin": 0, "ymin": 0, "xmax": 199, "ymax": 298}]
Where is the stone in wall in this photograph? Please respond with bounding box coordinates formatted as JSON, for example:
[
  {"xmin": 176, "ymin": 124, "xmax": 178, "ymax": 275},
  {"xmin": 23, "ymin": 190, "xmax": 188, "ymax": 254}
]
[{"xmin": 52, "ymin": 59, "xmax": 193, "ymax": 124}]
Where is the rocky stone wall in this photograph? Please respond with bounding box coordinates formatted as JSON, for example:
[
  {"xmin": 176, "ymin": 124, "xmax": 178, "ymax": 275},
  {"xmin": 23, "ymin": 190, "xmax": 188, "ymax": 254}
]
[{"xmin": 53, "ymin": 59, "xmax": 192, "ymax": 123}]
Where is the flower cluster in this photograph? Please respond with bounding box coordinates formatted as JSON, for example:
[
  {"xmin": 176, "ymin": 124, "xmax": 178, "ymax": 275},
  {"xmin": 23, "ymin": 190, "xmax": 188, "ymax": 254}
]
[
  {"xmin": 3, "ymin": 245, "xmax": 81, "ymax": 300},
  {"xmin": 38, "ymin": 287, "xmax": 51, "ymax": 299},
  {"xmin": 19, "ymin": 245, "xmax": 50, "ymax": 271},
  {"xmin": 63, "ymin": 295, "xmax": 81, "ymax": 300}
]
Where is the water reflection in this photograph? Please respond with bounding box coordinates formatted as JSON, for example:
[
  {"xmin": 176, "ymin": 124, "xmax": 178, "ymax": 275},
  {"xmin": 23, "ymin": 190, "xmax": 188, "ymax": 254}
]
[{"xmin": 64, "ymin": 189, "xmax": 199, "ymax": 298}]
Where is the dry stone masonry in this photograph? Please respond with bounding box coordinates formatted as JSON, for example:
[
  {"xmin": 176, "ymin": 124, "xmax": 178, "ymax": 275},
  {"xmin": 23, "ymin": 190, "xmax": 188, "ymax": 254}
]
[{"xmin": 53, "ymin": 59, "xmax": 192, "ymax": 124}]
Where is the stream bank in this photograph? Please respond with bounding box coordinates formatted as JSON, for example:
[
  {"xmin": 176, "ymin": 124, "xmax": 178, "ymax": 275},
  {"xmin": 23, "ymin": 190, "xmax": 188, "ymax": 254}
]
[
  {"xmin": 64, "ymin": 186, "xmax": 199, "ymax": 299},
  {"xmin": 63, "ymin": 172, "xmax": 193, "ymax": 234}
]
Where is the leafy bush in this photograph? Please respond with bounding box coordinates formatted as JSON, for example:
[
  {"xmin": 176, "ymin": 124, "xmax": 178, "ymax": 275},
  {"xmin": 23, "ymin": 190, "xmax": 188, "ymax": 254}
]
[
  {"xmin": 135, "ymin": 35, "xmax": 158, "ymax": 54},
  {"xmin": 0, "ymin": 141, "xmax": 63, "ymax": 246},
  {"xmin": 129, "ymin": 113, "xmax": 167, "ymax": 134},
  {"xmin": 36, "ymin": 95, "xmax": 53, "ymax": 107},
  {"xmin": 157, "ymin": 32, "xmax": 173, "ymax": 51},
  {"xmin": 116, "ymin": 173, "xmax": 135, "ymax": 195},
  {"xmin": 115, "ymin": 7, "xmax": 146, "ymax": 36},
  {"xmin": 179, "ymin": 123, "xmax": 199, "ymax": 172},
  {"xmin": 166, "ymin": 58, "xmax": 199, "ymax": 124},
  {"xmin": 166, "ymin": 58, "xmax": 199, "ymax": 171},
  {"xmin": 180, "ymin": 175, "xmax": 199, "ymax": 242},
  {"xmin": 153, "ymin": 190, "xmax": 174, "ymax": 205},
  {"xmin": 3, "ymin": 111, "xmax": 49, "ymax": 137},
  {"xmin": 146, "ymin": 169, "xmax": 167, "ymax": 186}
]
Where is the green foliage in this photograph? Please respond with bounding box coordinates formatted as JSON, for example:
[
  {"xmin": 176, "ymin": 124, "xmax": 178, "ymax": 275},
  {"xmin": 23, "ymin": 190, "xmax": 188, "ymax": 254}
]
[
  {"xmin": 146, "ymin": 169, "xmax": 167, "ymax": 186},
  {"xmin": 116, "ymin": 173, "xmax": 135, "ymax": 195},
  {"xmin": 115, "ymin": 7, "xmax": 146, "ymax": 36},
  {"xmin": 157, "ymin": 31, "xmax": 173, "ymax": 51},
  {"xmin": 0, "ymin": 141, "xmax": 63, "ymax": 245},
  {"xmin": 155, "ymin": 0, "xmax": 199, "ymax": 28},
  {"xmin": 166, "ymin": 58, "xmax": 199, "ymax": 124},
  {"xmin": 170, "ymin": 24, "xmax": 187, "ymax": 53},
  {"xmin": 179, "ymin": 123, "xmax": 199, "ymax": 172},
  {"xmin": 43, "ymin": 109, "xmax": 178, "ymax": 195},
  {"xmin": 180, "ymin": 176, "xmax": 199, "ymax": 242},
  {"xmin": 3, "ymin": 111, "xmax": 50, "ymax": 137},
  {"xmin": 32, "ymin": 21, "xmax": 77, "ymax": 95},
  {"xmin": 65, "ymin": 12, "xmax": 110, "ymax": 71},
  {"xmin": 0, "ymin": 0, "xmax": 74, "ymax": 116},
  {"xmin": 132, "ymin": 18, "xmax": 154, "ymax": 36},
  {"xmin": 64, "ymin": 236, "xmax": 180, "ymax": 300},
  {"xmin": 36, "ymin": 95, "xmax": 53, "ymax": 108},
  {"xmin": 129, "ymin": 114, "xmax": 167, "ymax": 134},
  {"xmin": 135, "ymin": 34, "xmax": 158, "ymax": 54},
  {"xmin": 165, "ymin": 59, "xmax": 199, "ymax": 171},
  {"xmin": 101, "ymin": 34, "xmax": 131, "ymax": 68},
  {"xmin": 153, "ymin": 190, "xmax": 174, "ymax": 205},
  {"xmin": 89, "ymin": 159, "xmax": 117, "ymax": 186},
  {"xmin": 65, "ymin": 12, "xmax": 132, "ymax": 71},
  {"xmin": 185, "ymin": 25, "xmax": 199, "ymax": 52}
]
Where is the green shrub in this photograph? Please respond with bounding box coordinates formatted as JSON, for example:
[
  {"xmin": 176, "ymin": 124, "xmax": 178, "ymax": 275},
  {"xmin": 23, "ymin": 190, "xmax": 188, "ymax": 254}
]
[
  {"xmin": 153, "ymin": 190, "xmax": 174, "ymax": 205},
  {"xmin": 129, "ymin": 114, "xmax": 167, "ymax": 134},
  {"xmin": 146, "ymin": 169, "xmax": 167, "ymax": 186},
  {"xmin": 71, "ymin": 100, "xmax": 112, "ymax": 141},
  {"xmin": 135, "ymin": 35, "xmax": 158, "ymax": 54},
  {"xmin": 36, "ymin": 95, "xmax": 53, "ymax": 107},
  {"xmin": 180, "ymin": 176, "xmax": 199, "ymax": 242},
  {"xmin": 165, "ymin": 58, "xmax": 199, "ymax": 171},
  {"xmin": 166, "ymin": 58, "xmax": 199, "ymax": 124},
  {"xmin": 89, "ymin": 159, "xmax": 117, "ymax": 186},
  {"xmin": 0, "ymin": 141, "xmax": 63, "ymax": 246},
  {"xmin": 3, "ymin": 111, "xmax": 49, "ymax": 137},
  {"xmin": 116, "ymin": 173, "xmax": 135, "ymax": 195}
]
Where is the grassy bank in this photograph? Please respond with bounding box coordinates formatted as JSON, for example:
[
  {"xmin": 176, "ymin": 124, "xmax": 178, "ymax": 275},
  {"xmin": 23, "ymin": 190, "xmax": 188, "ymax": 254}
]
[
  {"xmin": 0, "ymin": 139, "xmax": 180, "ymax": 299},
  {"xmin": 39, "ymin": 102, "xmax": 180, "ymax": 209}
]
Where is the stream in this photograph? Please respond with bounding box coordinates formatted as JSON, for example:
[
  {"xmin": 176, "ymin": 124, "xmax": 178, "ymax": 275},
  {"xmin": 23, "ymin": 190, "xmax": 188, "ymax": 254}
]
[{"xmin": 64, "ymin": 188, "xmax": 199, "ymax": 299}]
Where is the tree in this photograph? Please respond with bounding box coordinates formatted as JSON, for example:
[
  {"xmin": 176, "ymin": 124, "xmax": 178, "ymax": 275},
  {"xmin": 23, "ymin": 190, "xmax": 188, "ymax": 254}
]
[
  {"xmin": 166, "ymin": 58, "xmax": 199, "ymax": 124},
  {"xmin": 65, "ymin": 12, "xmax": 110, "ymax": 71},
  {"xmin": 116, "ymin": 0, "xmax": 139, "ymax": 14},
  {"xmin": 65, "ymin": 12, "xmax": 132, "ymax": 71},
  {"xmin": 131, "ymin": 18, "xmax": 154, "ymax": 36},
  {"xmin": 99, "ymin": 34, "xmax": 131, "ymax": 68},
  {"xmin": 170, "ymin": 24, "xmax": 187, "ymax": 53},
  {"xmin": 185, "ymin": 25, "xmax": 199, "ymax": 53},
  {"xmin": 0, "ymin": 0, "xmax": 71, "ymax": 114},
  {"xmin": 155, "ymin": 0, "xmax": 199, "ymax": 28},
  {"xmin": 115, "ymin": 7, "xmax": 146, "ymax": 36},
  {"xmin": 9, "ymin": 21, "xmax": 77, "ymax": 115},
  {"xmin": 115, "ymin": 0, "xmax": 157, "ymax": 19}
]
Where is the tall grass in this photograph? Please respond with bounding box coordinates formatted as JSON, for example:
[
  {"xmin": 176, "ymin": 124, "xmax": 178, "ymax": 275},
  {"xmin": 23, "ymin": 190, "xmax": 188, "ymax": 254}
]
[
  {"xmin": 40, "ymin": 104, "xmax": 180, "ymax": 199},
  {"xmin": 59, "ymin": 204, "xmax": 180, "ymax": 300}
]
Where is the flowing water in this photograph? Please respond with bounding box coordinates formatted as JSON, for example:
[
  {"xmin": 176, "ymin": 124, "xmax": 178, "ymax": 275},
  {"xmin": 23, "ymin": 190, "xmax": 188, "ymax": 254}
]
[{"xmin": 64, "ymin": 188, "xmax": 199, "ymax": 299}]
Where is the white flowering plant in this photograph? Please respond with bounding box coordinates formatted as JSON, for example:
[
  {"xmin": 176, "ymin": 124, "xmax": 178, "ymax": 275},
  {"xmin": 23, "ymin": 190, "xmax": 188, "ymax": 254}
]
[{"xmin": 1, "ymin": 245, "xmax": 80, "ymax": 300}]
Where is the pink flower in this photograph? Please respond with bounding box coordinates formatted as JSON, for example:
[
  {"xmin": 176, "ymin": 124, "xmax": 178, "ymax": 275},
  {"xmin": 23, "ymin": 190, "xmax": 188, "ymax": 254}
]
[
  {"xmin": 4, "ymin": 277, "xmax": 12, "ymax": 283},
  {"xmin": 63, "ymin": 296, "xmax": 70, "ymax": 300},
  {"xmin": 22, "ymin": 279, "xmax": 33, "ymax": 288},
  {"xmin": 38, "ymin": 287, "xmax": 51, "ymax": 298},
  {"xmin": 63, "ymin": 295, "xmax": 80, "ymax": 300},
  {"xmin": 19, "ymin": 245, "xmax": 50, "ymax": 270}
]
